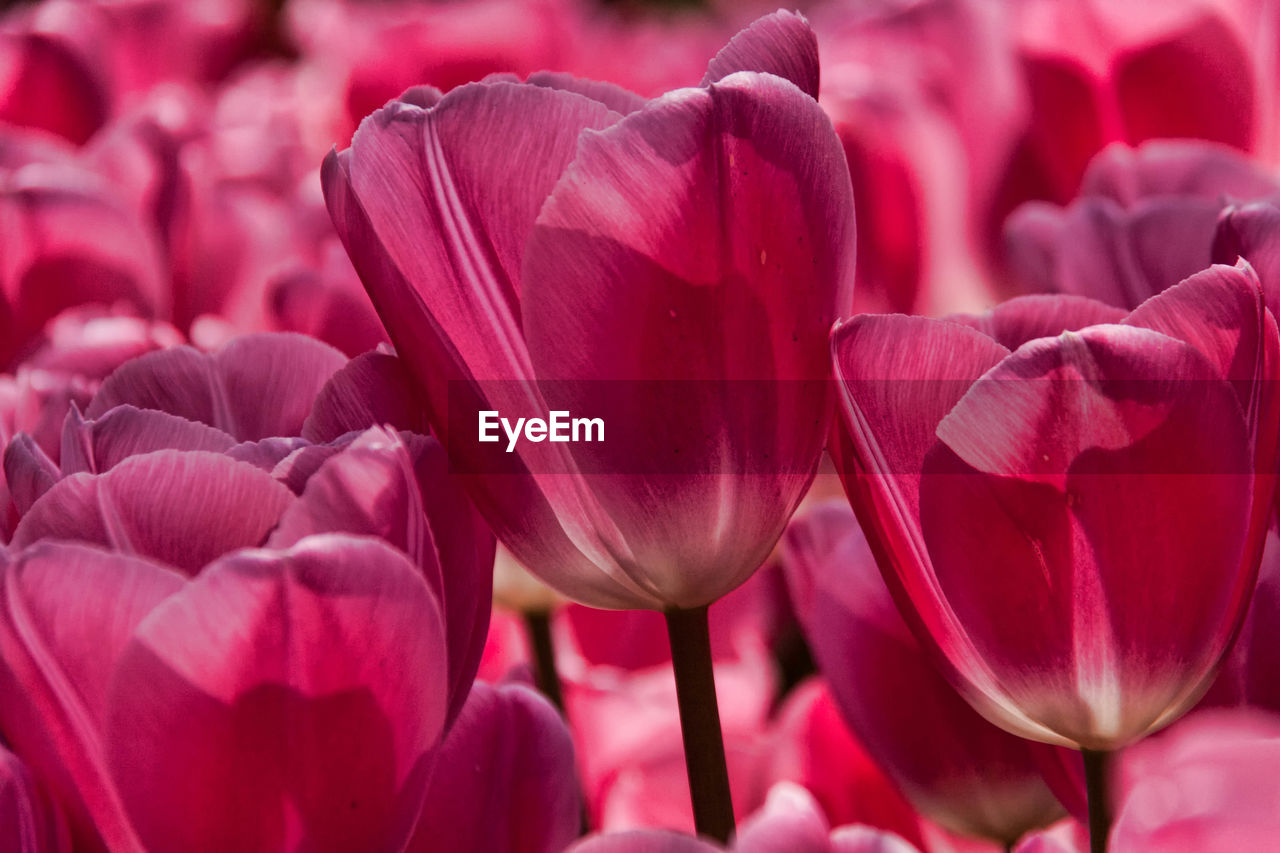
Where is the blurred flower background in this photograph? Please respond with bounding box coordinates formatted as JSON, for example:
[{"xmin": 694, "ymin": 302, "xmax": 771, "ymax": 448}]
[{"xmin": 3, "ymin": 0, "xmax": 1280, "ymax": 851}]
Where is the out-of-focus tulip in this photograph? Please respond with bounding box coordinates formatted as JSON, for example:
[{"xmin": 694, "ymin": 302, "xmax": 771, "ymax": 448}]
[
  {"xmin": 566, "ymin": 784, "xmax": 925, "ymax": 853},
  {"xmin": 1108, "ymin": 709, "xmax": 1280, "ymax": 850},
  {"xmin": 812, "ymin": 0, "xmax": 1023, "ymax": 314},
  {"xmin": 1002, "ymin": 0, "xmax": 1271, "ymax": 211},
  {"xmin": 325, "ymin": 11, "xmax": 854, "ymax": 610},
  {"xmin": 830, "ymin": 264, "xmax": 1279, "ymax": 749},
  {"xmin": 781, "ymin": 502, "xmax": 1065, "ymax": 844},
  {"xmin": 0, "ymin": 144, "xmax": 167, "ymax": 369},
  {"xmin": 1013, "ymin": 820, "xmax": 1089, "ymax": 853},
  {"xmin": 756, "ymin": 679, "xmax": 925, "ymax": 848},
  {"xmin": 0, "ymin": 743, "xmax": 69, "ymax": 853},
  {"xmin": 406, "ymin": 681, "xmax": 581, "ymax": 853},
  {"xmin": 1006, "ymin": 140, "xmax": 1278, "ymax": 306},
  {"xmin": 0, "ymin": 15, "xmax": 108, "ymax": 145}
]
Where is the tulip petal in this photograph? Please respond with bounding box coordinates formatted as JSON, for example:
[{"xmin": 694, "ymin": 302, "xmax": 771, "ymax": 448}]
[
  {"xmin": 945, "ymin": 294, "xmax": 1125, "ymax": 351},
  {"xmin": 87, "ymin": 334, "xmax": 346, "ymax": 441},
  {"xmin": 407, "ymin": 682, "xmax": 579, "ymax": 853},
  {"xmin": 2, "ymin": 434, "xmax": 59, "ymax": 515},
  {"xmin": 105, "ymin": 535, "xmax": 447, "ymax": 853},
  {"xmin": 0, "ymin": 744, "xmax": 70, "ymax": 853},
  {"xmin": 12, "ymin": 451, "xmax": 294, "ymax": 575},
  {"xmin": 301, "ymin": 352, "xmax": 431, "ymax": 443},
  {"xmin": 522, "ymin": 71, "xmax": 853, "ymax": 606},
  {"xmin": 701, "ymin": 10, "xmax": 820, "ymax": 99},
  {"xmin": 59, "ymin": 405, "xmax": 236, "ymax": 476},
  {"xmin": 527, "ymin": 72, "xmax": 647, "ymax": 115},
  {"xmin": 924, "ymin": 326, "xmax": 1253, "ymax": 746},
  {"xmin": 0, "ymin": 543, "xmax": 184, "ymax": 851}
]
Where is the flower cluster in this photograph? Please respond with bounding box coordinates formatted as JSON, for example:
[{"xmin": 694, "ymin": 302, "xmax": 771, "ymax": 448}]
[{"xmin": 3, "ymin": 1, "xmax": 1280, "ymax": 852}]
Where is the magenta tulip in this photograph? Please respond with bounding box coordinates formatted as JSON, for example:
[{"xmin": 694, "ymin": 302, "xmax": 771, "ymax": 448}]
[
  {"xmin": 831, "ymin": 262, "xmax": 1279, "ymax": 750},
  {"xmin": 781, "ymin": 501, "xmax": 1064, "ymax": 844},
  {"xmin": 324, "ymin": 10, "xmax": 853, "ymax": 610},
  {"xmin": 406, "ymin": 681, "xmax": 581, "ymax": 853},
  {"xmin": 1006, "ymin": 140, "xmax": 1277, "ymax": 308}
]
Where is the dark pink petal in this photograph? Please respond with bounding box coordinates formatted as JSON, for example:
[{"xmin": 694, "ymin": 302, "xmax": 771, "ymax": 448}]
[
  {"xmin": 701, "ymin": 11, "xmax": 820, "ymax": 99},
  {"xmin": 270, "ymin": 442, "xmax": 348, "ymax": 493},
  {"xmin": 829, "ymin": 315, "xmax": 1008, "ymax": 699},
  {"xmin": 268, "ymin": 429, "xmax": 432, "ymax": 568},
  {"xmin": 105, "ymin": 535, "xmax": 447, "ymax": 853},
  {"xmin": 87, "ymin": 334, "xmax": 346, "ymax": 441},
  {"xmin": 301, "ymin": 352, "xmax": 431, "ymax": 443},
  {"xmin": 0, "ymin": 744, "xmax": 69, "ymax": 853},
  {"xmin": 406, "ymin": 682, "xmax": 579, "ymax": 853},
  {"xmin": 945, "ymin": 294, "xmax": 1125, "ymax": 351},
  {"xmin": 1, "ymin": 167, "xmax": 167, "ymax": 350},
  {"xmin": 402, "ymin": 432, "xmax": 496, "ymax": 727},
  {"xmin": 327, "ymin": 87, "xmax": 660, "ymax": 608},
  {"xmin": 1081, "ymin": 140, "xmax": 1277, "ymax": 207},
  {"xmin": 1214, "ymin": 199, "xmax": 1280, "ymax": 320},
  {"xmin": 0, "ymin": 32, "xmax": 108, "ymax": 145},
  {"xmin": 521, "ymin": 70, "xmax": 853, "ymax": 606},
  {"xmin": 12, "ymin": 451, "xmax": 294, "ymax": 575},
  {"xmin": 781, "ymin": 503, "xmax": 1064, "ymax": 843},
  {"xmin": 59, "ymin": 406, "xmax": 236, "ymax": 476},
  {"xmin": 567, "ymin": 831, "xmax": 721, "ymax": 853},
  {"xmin": 0, "ymin": 543, "xmax": 184, "ymax": 851},
  {"xmin": 526, "ymin": 71, "xmax": 647, "ymax": 115},
  {"xmin": 225, "ymin": 437, "xmax": 313, "ymax": 472},
  {"xmin": 2, "ymin": 434, "xmax": 59, "ymax": 516},
  {"xmin": 923, "ymin": 325, "xmax": 1253, "ymax": 746}
]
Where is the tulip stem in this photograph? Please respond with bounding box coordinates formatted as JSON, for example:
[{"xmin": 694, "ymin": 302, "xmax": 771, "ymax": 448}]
[
  {"xmin": 523, "ymin": 610, "xmax": 564, "ymax": 714},
  {"xmin": 665, "ymin": 605, "xmax": 735, "ymax": 844},
  {"xmin": 1082, "ymin": 748, "xmax": 1113, "ymax": 853}
]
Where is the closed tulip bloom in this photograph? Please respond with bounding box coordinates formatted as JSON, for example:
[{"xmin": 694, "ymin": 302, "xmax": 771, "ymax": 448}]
[
  {"xmin": 324, "ymin": 11, "xmax": 854, "ymax": 610},
  {"xmin": 781, "ymin": 502, "xmax": 1065, "ymax": 844},
  {"xmin": 830, "ymin": 262, "xmax": 1279, "ymax": 750}
]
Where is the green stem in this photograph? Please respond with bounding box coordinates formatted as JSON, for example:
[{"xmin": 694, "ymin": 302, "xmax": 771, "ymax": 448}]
[
  {"xmin": 665, "ymin": 606, "xmax": 735, "ymax": 844},
  {"xmin": 1082, "ymin": 749, "xmax": 1113, "ymax": 853}
]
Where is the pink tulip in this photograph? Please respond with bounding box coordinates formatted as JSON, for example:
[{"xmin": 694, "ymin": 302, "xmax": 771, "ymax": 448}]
[
  {"xmin": 104, "ymin": 535, "xmax": 447, "ymax": 852},
  {"xmin": 1004, "ymin": 0, "xmax": 1270, "ymax": 209},
  {"xmin": 831, "ymin": 262, "xmax": 1279, "ymax": 749},
  {"xmin": 0, "ymin": 542, "xmax": 185, "ymax": 850},
  {"xmin": 0, "ymin": 142, "xmax": 167, "ymax": 369},
  {"xmin": 781, "ymin": 502, "xmax": 1065, "ymax": 843},
  {"xmin": 1006, "ymin": 140, "xmax": 1278, "ymax": 308},
  {"xmin": 0, "ymin": 15, "xmax": 108, "ymax": 145},
  {"xmin": 325, "ymin": 10, "xmax": 854, "ymax": 610},
  {"xmin": 1108, "ymin": 709, "xmax": 1280, "ymax": 850},
  {"xmin": 406, "ymin": 681, "xmax": 581, "ymax": 853},
  {"xmin": 811, "ymin": 0, "xmax": 1023, "ymax": 315}
]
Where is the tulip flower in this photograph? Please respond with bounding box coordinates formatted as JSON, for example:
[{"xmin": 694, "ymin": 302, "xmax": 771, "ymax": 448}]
[
  {"xmin": 1003, "ymin": 0, "xmax": 1269, "ymax": 209},
  {"xmin": 812, "ymin": 0, "xmax": 1023, "ymax": 315},
  {"xmin": 1006, "ymin": 140, "xmax": 1278, "ymax": 308},
  {"xmin": 831, "ymin": 263, "xmax": 1279, "ymax": 850},
  {"xmin": 406, "ymin": 681, "xmax": 582, "ymax": 853},
  {"xmin": 326, "ymin": 11, "xmax": 853, "ymax": 840},
  {"xmin": 781, "ymin": 502, "xmax": 1065, "ymax": 845}
]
